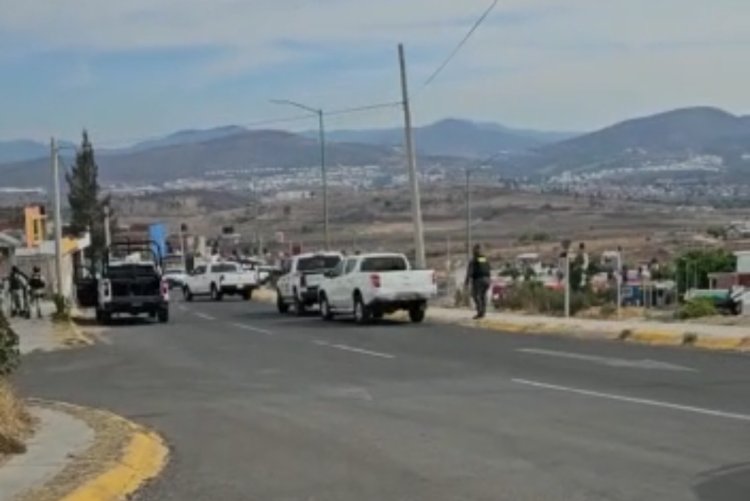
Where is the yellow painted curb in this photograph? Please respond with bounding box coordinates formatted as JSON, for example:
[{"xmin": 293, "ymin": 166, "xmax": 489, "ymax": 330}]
[
  {"xmin": 59, "ymin": 417, "xmax": 168, "ymax": 501},
  {"xmin": 628, "ymin": 329, "xmax": 684, "ymax": 346},
  {"xmin": 67, "ymin": 319, "xmax": 94, "ymax": 346},
  {"xmin": 692, "ymin": 335, "xmax": 746, "ymax": 351}
]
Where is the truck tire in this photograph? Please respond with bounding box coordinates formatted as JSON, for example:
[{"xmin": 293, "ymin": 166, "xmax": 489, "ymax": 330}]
[
  {"xmin": 353, "ymin": 295, "xmax": 371, "ymax": 325},
  {"xmin": 294, "ymin": 293, "xmax": 306, "ymax": 316},
  {"xmin": 409, "ymin": 302, "xmax": 426, "ymax": 323},
  {"xmin": 320, "ymin": 294, "xmax": 334, "ymax": 321},
  {"xmin": 276, "ymin": 290, "xmax": 289, "ymax": 314},
  {"xmin": 210, "ymin": 284, "xmax": 223, "ymax": 301},
  {"xmin": 158, "ymin": 308, "xmax": 169, "ymax": 323},
  {"xmin": 183, "ymin": 286, "xmax": 194, "ymax": 302},
  {"xmin": 97, "ymin": 309, "xmax": 111, "ymax": 325},
  {"xmin": 244, "ymin": 287, "xmax": 254, "ymax": 301}
]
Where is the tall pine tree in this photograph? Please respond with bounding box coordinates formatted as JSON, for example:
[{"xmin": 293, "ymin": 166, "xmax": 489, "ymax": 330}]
[{"xmin": 66, "ymin": 130, "xmax": 110, "ymax": 257}]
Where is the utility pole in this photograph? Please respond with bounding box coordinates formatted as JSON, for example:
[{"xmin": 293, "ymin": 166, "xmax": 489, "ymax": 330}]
[
  {"xmin": 318, "ymin": 110, "xmax": 329, "ymax": 250},
  {"xmin": 103, "ymin": 205, "xmax": 111, "ymax": 247},
  {"xmin": 179, "ymin": 223, "xmax": 187, "ymax": 271},
  {"xmin": 398, "ymin": 43, "xmax": 426, "ymax": 269},
  {"xmin": 616, "ymin": 251, "xmax": 622, "ymax": 318},
  {"xmin": 51, "ymin": 137, "xmax": 64, "ymax": 296},
  {"xmin": 270, "ymin": 99, "xmax": 329, "ymax": 250},
  {"xmin": 561, "ymin": 240, "xmax": 572, "ymax": 318},
  {"xmin": 465, "ymin": 169, "xmax": 472, "ymax": 258}
]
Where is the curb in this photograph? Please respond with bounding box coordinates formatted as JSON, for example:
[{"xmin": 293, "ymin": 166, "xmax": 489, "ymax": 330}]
[
  {"xmin": 64, "ymin": 319, "xmax": 95, "ymax": 347},
  {"xmin": 249, "ymin": 288, "xmax": 749, "ymax": 352},
  {"xmin": 22, "ymin": 401, "xmax": 169, "ymax": 501},
  {"xmin": 59, "ymin": 410, "xmax": 168, "ymax": 501}
]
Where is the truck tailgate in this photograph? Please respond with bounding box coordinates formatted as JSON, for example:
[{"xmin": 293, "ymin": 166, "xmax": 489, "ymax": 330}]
[{"xmin": 376, "ymin": 271, "xmax": 436, "ymax": 296}]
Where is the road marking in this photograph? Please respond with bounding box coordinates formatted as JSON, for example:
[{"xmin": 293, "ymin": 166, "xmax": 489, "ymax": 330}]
[
  {"xmin": 229, "ymin": 322, "xmax": 273, "ymax": 335},
  {"xmin": 517, "ymin": 348, "xmax": 696, "ymax": 372},
  {"xmin": 512, "ymin": 378, "xmax": 750, "ymax": 423},
  {"xmin": 195, "ymin": 313, "xmax": 216, "ymax": 321},
  {"xmin": 176, "ymin": 304, "xmax": 187, "ymax": 312},
  {"xmin": 313, "ymin": 340, "xmax": 395, "ymax": 359}
]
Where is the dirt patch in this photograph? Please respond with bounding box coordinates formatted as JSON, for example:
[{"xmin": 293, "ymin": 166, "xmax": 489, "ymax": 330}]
[
  {"xmin": 16, "ymin": 401, "xmax": 134, "ymax": 501},
  {"xmin": 0, "ymin": 379, "xmax": 35, "ymax": 461}
]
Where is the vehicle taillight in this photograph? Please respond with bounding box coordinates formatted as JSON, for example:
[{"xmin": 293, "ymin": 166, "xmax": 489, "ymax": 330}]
[
  {"xmin": 370, "ymin": 274, "xmax": 381, "ymax": 288},
  {"xmin": 161, "ymin": 279, "xmax": 169, "ymax": 298},
  {"xmin": 300, "ymin": 274, "xmax": 307, "ymax": 287}
]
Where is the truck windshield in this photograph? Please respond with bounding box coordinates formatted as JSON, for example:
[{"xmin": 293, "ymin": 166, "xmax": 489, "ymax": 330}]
[
  {"xmin": 298, "ymin": 256, "xmax": 341, "ymax": 272},
  {"xmin": 361, "ymin": 256, "xmax": 408, "ymax": 272}
]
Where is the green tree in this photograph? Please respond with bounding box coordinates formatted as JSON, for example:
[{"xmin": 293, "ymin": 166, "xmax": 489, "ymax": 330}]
[
  {"xmin": 675, "ymin": 248, "xmax": 736, "ymax": 293},
  {"xmin": 0, "ymin": 310, "xmax": 20, "ymax": 376},
  {"xmin": 66, "ymin": 131, "xmax": 110, "ymax": 257}
]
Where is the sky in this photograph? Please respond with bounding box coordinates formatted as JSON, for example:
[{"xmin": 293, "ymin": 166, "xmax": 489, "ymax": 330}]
[{"xmin": 1, "ymin": 0, "xmax": 749, "ymax": 144}]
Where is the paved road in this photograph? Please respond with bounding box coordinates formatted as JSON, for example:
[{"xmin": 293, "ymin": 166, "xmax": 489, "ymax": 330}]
[{"xmin": 16, "ymin": 298, "xmax": 750, "ymax": 500}]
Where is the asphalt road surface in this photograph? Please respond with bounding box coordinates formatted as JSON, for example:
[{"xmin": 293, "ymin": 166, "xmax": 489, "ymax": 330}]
[{"xmin": 17, "ymin": 298, "xmax": 750, "ymax": 501}]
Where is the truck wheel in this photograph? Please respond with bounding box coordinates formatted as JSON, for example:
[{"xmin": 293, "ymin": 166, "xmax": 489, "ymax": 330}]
[
  {"xmin": 354, "ymin": 296, "xmax": 371, "ymax": 325},
  {"xmin": 409, "ymin": 303, "xmax": 426, "ymax": 323},
  {"xmin": 97, "ymin": 310, "xmax": 111, "ymax": 325},
  {"xmin": 158, "ymin": 308, "xmax": 169, "ymax": 323},
  {"xmin": 244, "ymin": 288, "xmax": 254, "ymax": 301},
  {"xmin": 276, "ymin": 290, "xmax": 289, "ymax": 314},
  {"xmin": 294, "ymin": 294, "xmax": 306, "ymax": 316},
  {"xmin": 320, "ymin": 295, "xmax": 334, "ymax": 321},
  {"xmin": 210, "ymin": 284, "xmax": 223, "ymax": 301},
  {"xmin": 183, "ymin": 286, "xmax": 194, "ymax": 302}
]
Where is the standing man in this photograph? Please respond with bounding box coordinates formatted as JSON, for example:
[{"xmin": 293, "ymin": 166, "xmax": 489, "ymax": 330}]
[
  {"xmin": 465, "ymin": 244, "xmax": 491, "ymax": 319},
  {"xmin": 28, "ymin": 266, "xmax": 46, "ymax": 319}
]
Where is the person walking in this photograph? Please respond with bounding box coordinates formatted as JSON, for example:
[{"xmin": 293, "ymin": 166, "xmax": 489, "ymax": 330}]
[
  {"xmin": 28, "ymin": 266, "xmax": 46, "ymax": 319},
  {"xmin": 465, "ymin": 244, "xmax": 491, "ymax": 319}
]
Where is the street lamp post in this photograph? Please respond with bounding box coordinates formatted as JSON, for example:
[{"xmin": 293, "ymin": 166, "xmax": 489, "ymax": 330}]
[{"xmin": 271, "ymin": 99, "xmax": 329, "ymax": 250}]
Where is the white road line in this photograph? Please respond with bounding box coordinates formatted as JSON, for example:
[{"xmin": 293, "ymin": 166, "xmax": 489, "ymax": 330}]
[
  {"xmin": 313, "ymin": 340, "xmax": 395, "ymax": 359},
  {"xmin": 229, "ymin": 322, "xmax": 273, "ymax": 335},
  {"xmin": 512, "ymin": 378, "xmax": 750, "ymax": 423},
  {"xmin": 195, "ymin": 313, "xmax": 216, "ymax": 321},
  {"xmin": 517, "ymin": 348, "xmax": 696, "ymax": 372}
]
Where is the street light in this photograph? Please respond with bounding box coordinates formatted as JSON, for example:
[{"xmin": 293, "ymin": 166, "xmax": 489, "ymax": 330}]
[{"xmin": 270, "ymin": 99, "xmax": 329, "ymax": 250}]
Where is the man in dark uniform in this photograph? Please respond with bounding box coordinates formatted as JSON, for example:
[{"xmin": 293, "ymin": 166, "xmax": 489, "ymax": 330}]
[{"xmin": 465, "ymin": 244, "xmax": 491, "ymax": 319}]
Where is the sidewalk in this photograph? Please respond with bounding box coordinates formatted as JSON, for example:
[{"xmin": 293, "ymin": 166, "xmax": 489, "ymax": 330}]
[
  {"xmin": 10, "ymin": 302, "xmax": 91, "ymax": 355},
  {"xmin": 0, "ymin": 406, "xmax": 94, "ymax": 501},
  {"xmin": 427, "ymin": 307, "xmax": 750, "ymax": 350}
]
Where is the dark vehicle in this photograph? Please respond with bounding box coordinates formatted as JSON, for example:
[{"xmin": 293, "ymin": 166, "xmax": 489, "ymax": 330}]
[{"xmin": 90, "ymin": 240, "xmax": 169, "ymax": 324}]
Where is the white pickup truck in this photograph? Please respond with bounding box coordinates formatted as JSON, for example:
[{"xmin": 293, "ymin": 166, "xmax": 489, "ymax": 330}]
[
  {"xmin": 276, "ymin": 252, "xmax": 344, "ymax": 314},
  {"xmin": 317, "ymin": 253, "xmax": 437, "ymax": 324},
  {"xmin": 182, "ymin": 261, "xmax": 259, "ymax": 301}
]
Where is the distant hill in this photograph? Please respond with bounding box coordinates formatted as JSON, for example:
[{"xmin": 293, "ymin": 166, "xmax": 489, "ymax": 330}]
[
  {"xmin": 0, "ymin": 129, "xmax": 461, "ymax": 187},
  {"xmin": 0, "ymin": 139, "xmax": 76, "ymax": 163},
  {"xmin": 508, "ymin": 107, "xmax": 750, "ymax": 177},
  {"xmin": 318, "ymin": 118, "xmax": 579, "ymax": 158},
  {"xmin": 120, "ymin": 125, "xmax": 248, "ymax": 153}
]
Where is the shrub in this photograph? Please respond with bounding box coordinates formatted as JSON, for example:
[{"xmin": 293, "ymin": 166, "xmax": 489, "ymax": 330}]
[
  {"xmin": 600, "ymin": 304, "xmax": 617, "ymax": 317},
  {"xmin": 676, "ymin": 298, "xmax": 717, "ymax": 320},
  {"xmin": 497, "ymin": 281, "xmax": 593, "ymax": 316},
  {"xmin": 52, "ymin": 294, "xmax": 71, "ymax": 323},
  {"xmin": 0, "ymin": 311, "xmax": 20, "ymax": 376}
]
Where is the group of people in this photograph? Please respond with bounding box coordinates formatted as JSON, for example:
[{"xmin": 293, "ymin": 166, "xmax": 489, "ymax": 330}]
[{"xmin": 2, "ymin": 266, "xmax": 46, "ymax": 319}]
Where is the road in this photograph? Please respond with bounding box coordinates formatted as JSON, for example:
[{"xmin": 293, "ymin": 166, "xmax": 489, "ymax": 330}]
[{"xmin": 16, "ymin": 298, "xmax": 750, "ymax": 500}]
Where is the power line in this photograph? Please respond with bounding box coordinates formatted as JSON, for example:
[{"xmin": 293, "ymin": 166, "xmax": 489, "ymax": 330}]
[
  {"xmin": 421, "ymin": 0, "xmax": 499, "ymax": 90},
  {"xmin": 324, "ymin": 101, "xmax": 403, "ymax": 118}
]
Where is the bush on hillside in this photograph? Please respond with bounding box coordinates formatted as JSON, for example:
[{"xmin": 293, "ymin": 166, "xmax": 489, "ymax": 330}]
[{"xmin": 0, "ymin": 311, "xmax": 20, "ymax": 376}]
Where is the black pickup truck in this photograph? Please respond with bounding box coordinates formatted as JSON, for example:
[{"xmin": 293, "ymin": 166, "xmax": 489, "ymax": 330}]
[{"xmin": 77, "ymin": 240, "xmax": 170, "ymax": 325}]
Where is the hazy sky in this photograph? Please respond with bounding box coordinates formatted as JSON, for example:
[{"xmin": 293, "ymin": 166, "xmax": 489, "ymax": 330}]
[{"xmin": 1, "ymin": 0, "xmax": 749, "ymax": 144}]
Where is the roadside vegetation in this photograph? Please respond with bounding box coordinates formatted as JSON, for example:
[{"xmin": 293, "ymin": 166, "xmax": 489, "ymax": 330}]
[{"xmin": 0, "ymin": 310, "xmax": 32, "ymax": 457}]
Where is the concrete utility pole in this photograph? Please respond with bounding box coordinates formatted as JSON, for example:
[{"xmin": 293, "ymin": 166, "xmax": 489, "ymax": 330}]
[
  {"xmin": 561, "ymin": 240, "xmax": 572, "ymax": 318},
  {"xmin": 465, "ymin": 169, "xmax": 472, "ymax": 258},
  {"xmin": 398, "ymin": 43, "xmax": 426, "ymax": 269},
  {"xmin": 616, "ymin": 251, "xmax": 622, "ymax": 318},
  {"xmin": 270, "ymin": 99, "xmax": 329, "ymax": 250},
  {"xmin": 103, "ymin": 205, "xmax": 111, "ymax": 247},
  {"xmin": 51, "ymin": 137, "xmax": 64, "ymax": 296}
]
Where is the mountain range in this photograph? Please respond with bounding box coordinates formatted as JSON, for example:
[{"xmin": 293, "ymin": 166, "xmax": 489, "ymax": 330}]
[{"xmin": 1, "ymin": 107, "xmax": 749, "ymax": 188}]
